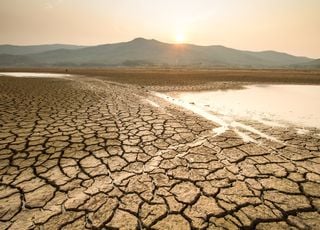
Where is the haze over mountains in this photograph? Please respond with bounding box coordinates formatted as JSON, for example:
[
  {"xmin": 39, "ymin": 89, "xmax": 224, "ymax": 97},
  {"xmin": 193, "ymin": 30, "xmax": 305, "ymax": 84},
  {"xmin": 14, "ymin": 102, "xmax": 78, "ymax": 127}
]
[{"xmin": 0, "ymin": 38, "xmax": 318, "ymax": 68}]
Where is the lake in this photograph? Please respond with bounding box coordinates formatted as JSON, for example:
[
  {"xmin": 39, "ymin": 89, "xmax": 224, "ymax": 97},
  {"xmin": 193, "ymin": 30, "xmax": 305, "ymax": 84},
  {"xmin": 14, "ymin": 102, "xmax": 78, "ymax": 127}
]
[
  {"xmin": 172, "ymin": 84, "xmax": 320, "ymax": 128},
  {"xmin": 0, "ymin": 72, "xmax": 71, "ymax": 78}
]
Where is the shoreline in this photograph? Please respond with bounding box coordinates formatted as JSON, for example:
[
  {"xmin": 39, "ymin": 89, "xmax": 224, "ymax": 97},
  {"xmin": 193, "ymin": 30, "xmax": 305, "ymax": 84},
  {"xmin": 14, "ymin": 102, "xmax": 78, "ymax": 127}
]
[{"xmin": 1, "ymin": 67, "xmax": 320, "ymax": 92}]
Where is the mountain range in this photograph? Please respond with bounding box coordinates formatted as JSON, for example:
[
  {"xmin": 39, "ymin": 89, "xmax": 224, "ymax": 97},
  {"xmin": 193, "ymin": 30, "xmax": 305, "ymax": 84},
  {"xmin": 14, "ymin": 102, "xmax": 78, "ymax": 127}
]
[{"xmin": 0, "ymin": 38, "xmax": 318, "ymax": 68}]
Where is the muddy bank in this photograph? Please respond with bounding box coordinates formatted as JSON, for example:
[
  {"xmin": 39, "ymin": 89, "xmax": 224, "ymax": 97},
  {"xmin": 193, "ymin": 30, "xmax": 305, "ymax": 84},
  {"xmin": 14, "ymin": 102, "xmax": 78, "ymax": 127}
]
[{"xmin": 1, "ymin": 67, "xmax": 320, "ymax": 91}]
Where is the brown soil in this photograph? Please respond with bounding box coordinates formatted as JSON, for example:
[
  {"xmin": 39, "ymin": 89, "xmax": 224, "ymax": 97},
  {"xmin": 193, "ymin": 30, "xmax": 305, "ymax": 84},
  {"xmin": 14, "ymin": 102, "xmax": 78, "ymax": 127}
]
[
  {"xmin": 0, "ymin": 73, "xmax": 319, "ymax": 229},
  {"xmin": 1, "ymin": 67, "xmax": 320, "ymax": 91}
]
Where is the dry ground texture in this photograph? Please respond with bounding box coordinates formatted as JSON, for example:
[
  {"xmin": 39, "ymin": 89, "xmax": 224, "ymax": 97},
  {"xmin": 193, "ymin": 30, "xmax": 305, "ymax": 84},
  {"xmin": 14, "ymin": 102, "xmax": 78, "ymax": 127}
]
[{"xmin": 0, "ymin": 69, "xmax": 320, "ymax": 229}]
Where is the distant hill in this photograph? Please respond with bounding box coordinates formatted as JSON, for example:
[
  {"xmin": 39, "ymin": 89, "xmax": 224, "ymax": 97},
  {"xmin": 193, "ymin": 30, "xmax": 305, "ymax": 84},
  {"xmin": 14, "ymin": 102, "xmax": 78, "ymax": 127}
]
[
  {"xmin": 292, "ymin": 59, "xmax": 320, "ymax": 69},
  {"xmin": 0, "ymin": 38, "xmax": 316, "ymax": 68},
  {"xmin": 0, "ymin": 44, "xmax": 86, "ymax": 55},
  {"xmin": 0, "ymin": 54, "xmax": 38, "ymax": 66}
]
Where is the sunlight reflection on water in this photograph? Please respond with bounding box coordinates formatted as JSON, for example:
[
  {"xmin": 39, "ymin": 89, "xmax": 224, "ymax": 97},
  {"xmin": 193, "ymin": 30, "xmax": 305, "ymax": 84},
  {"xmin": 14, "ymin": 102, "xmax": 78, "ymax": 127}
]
[
  {"xmin": 175, "ymin": 84, "xmax": 320, "ymax": 128},
  {"xmin": 0, "ymin": 72, "xmax": 71, "ymax": 78}
]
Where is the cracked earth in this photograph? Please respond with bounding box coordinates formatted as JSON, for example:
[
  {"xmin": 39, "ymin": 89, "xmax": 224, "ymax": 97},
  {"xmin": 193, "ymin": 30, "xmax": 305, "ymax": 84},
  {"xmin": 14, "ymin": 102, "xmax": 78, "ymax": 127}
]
[{"xmin": 0, "ymin": 75, "xmax": 320, "ymax": 229}]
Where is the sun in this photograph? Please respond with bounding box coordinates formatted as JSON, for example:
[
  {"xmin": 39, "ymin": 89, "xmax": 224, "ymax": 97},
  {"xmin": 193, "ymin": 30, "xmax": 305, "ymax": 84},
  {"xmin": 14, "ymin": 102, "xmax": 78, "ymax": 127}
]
[{"xmin": 175, "ymin": 33, "xmax": 185, "ymax": 43}]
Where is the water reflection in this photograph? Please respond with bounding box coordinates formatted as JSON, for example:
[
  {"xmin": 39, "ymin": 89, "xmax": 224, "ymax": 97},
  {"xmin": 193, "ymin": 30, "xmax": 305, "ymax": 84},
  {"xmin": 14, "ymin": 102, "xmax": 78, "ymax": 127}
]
[
  {"xmin": 174, "ymin": 84, "xmax": 320, "ymax": 128},
  {"xmin": 0, "ymin": 72, "xmax": 71, "ymax": 78}
]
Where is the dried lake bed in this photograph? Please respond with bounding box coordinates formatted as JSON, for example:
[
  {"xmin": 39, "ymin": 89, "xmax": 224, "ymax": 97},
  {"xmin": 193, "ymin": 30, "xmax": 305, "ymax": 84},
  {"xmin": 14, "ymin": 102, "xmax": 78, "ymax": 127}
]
[{"xmin": 0, "ymin": 72, "xmax": 320, "ymax": 229}]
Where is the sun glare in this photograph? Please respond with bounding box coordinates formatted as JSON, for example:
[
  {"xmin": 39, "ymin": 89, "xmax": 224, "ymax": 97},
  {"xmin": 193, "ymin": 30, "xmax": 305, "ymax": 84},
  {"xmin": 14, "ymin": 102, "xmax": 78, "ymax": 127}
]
[{"xmin": 175, "ymin": 33, "xmax": 185, "ymax": 43}]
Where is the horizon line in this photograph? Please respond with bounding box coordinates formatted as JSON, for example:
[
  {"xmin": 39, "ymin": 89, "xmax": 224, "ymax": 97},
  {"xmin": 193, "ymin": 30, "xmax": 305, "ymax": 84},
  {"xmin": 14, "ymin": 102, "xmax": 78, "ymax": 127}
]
[{"xmin": 0, "ymin": 37, "xmax": 318, "ymax": 59}]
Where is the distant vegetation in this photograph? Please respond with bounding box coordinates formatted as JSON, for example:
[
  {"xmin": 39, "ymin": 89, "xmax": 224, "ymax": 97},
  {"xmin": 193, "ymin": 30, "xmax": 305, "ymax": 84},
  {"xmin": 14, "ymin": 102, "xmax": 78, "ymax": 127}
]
[{"xmin": 0, "ymin": 38, "xmax": 318, "ymax": 68}]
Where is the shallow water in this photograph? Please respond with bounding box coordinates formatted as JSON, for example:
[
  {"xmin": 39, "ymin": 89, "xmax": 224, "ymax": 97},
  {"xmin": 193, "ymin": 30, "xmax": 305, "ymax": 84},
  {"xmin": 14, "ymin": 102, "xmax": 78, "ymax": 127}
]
[
  {"xmin": 173, "ymin": 84, "xmax": 320, "ymax": 128},
  {"xmin": 0, "ymin": 72, "xmax": 71, "ymax": 78}
]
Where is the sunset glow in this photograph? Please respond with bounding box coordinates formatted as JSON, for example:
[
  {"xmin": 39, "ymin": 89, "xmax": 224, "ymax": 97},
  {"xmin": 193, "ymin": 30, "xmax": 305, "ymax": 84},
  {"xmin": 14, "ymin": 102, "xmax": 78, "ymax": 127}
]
[
  {"xmin": 175, "ymin": 33, "xmax": 185, "ymax": 43},
  {"xmin": 0, "ymin": 0, "xmax": 319, "ymax": 57}
]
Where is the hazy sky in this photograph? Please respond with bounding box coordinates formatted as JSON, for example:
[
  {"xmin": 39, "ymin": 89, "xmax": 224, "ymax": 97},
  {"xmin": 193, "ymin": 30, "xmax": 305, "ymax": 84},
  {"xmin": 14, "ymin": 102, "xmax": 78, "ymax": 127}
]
[{"xmin": 1, "ymin": 0, "xmax": 319, "ymax": 57}]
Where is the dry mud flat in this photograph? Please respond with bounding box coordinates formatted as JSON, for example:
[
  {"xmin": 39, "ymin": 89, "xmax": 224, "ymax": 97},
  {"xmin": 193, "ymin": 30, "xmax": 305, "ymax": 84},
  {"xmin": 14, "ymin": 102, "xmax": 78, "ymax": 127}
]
[{"xmin": 0, "ymin": 75, "xmax": 320, "ymax": 229}]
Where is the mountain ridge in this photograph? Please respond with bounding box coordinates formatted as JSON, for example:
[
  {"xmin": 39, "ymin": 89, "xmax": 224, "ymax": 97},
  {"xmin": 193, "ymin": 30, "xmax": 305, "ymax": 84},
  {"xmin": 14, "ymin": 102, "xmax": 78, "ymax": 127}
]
[
  {"xmin": 0, "ymin": 38, "xmax": 316, "ymax": 68},
  {"xmin": 0, "ymin": 44, "xmax": 87, "ymax": 56}
]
